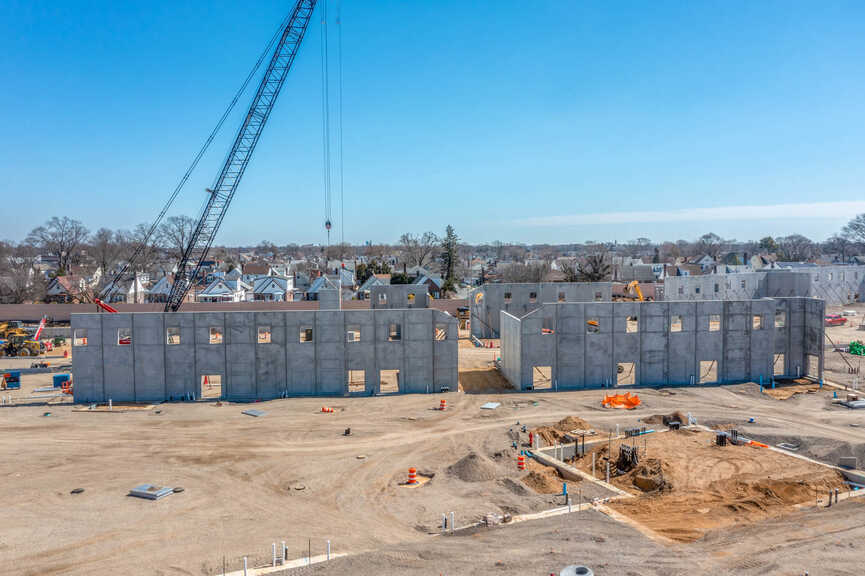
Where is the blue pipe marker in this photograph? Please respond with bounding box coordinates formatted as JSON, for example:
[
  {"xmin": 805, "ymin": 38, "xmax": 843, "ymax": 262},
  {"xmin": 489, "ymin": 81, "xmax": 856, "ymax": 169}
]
[{"xmin": 562, "ymin": 482, "xmax": 568, "ymax": 496}]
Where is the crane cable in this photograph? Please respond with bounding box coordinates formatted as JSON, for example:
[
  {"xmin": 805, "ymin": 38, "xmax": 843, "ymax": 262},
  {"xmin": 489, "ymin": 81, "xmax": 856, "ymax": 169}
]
[
  {"xmin": 320, "ymin": 0, "xmax": 332, "ymax": 249},
  {"xmin": 337, "ymin": 0, "xmax": 345, "ymax": 249},
  {"xmin": 103, "ymin": 10, "xmax": 293, "ymax": 297}
]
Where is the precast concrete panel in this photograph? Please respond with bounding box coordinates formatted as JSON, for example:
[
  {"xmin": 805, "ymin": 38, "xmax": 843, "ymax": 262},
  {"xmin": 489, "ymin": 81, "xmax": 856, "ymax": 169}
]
[
  {"xmin": 101, "ymin": 313, "xmax": 135, "ymax": 401},
  {"xmin": 132, "ymin": 314, "xmax": 166, "ymax": 402},
  {"xmin": 164, "ymin": 313, "xmax": 196, "ymax": 399},
  {"xmin": 70, "ymin": 313, "xmax": 104, "ymax": 402}
]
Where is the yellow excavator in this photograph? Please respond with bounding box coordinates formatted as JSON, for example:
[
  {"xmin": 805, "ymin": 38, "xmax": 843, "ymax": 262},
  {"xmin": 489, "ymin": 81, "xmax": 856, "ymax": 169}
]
[
  {"xmin": 626, "ymin": 280, "xmax": 645, "ymax": 302},
  {"xmin": 0, "ymin": 321, "xmax": 28, "ymax": 340}
]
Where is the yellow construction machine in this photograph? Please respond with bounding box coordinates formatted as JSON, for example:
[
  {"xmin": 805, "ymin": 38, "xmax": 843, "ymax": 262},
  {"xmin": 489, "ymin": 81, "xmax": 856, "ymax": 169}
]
[
  {"xmin": 0, "ymin": 321, "xmax": 29, "ymax": 340},
  {"xmin": 0, "ymin": 335, "xmax": 42, "ymax": 357},
  {"xmin": 626, "ymin": 280, "xmax": 645, "ymax": 302}
]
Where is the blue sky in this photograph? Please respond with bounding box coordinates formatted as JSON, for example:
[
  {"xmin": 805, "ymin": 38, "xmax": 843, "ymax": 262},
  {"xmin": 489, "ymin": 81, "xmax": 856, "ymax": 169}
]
[{"xmin": 2, "ymin": 0, "xmax": 864, "ymax": 246}]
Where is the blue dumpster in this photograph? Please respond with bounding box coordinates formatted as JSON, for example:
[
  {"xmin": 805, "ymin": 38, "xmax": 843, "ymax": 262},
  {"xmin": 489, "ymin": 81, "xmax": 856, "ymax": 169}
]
[
  {"xmin": 3, "ymin": 370, "xmax": 21, "ymax": 390},
  {"xmin": 53, "ymin": 374, "xmax": 71, "ymax": 388}
]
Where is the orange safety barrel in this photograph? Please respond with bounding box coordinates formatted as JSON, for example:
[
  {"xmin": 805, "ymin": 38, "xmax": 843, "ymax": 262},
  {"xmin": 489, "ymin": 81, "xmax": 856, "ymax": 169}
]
[
  {"xmin": 407, "ymin": 467, "xmax": 417, "ymax": 484},
  {"xmin": 517, "ymin": 455, "xmax": 526, "ymax": 471},
  {"xmin": 439, "ymin": 399, "xmax": 447, "ymax": 411}
]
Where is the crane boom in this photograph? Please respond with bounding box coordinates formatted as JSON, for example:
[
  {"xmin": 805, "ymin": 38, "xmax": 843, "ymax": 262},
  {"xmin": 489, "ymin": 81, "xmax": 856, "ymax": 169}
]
[{"xmin": 165, "ymin": 0, "xmax": 318, "ymax": 312}]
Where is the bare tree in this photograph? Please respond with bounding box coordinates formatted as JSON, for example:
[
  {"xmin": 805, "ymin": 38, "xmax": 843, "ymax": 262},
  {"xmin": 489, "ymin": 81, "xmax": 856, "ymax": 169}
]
[
  {"xmin": 824, "ymin": 234, "xmax": 853, "ymax": 263},
  {"xmin": 324, "ymin": 243, "xmax": 353, "ymax": 262},
  {"xmin": 578, "ymin": 249, "xmax": 611, "ymax": 282},
  {"xmin": 502, "ymin": 262, "xmax": 548, "ymax": 283},
  {"xmin": 0, "ymin": 243, "xmax": 45, "ymax": 303},
  {"xmin": 559, "ymin": 260, "xmax": 580, "ymax": 282},
  {"xmin": 843, "ymin": 213, "xmax": 865, "ymax": 244},
  {"xmin": 696, "ymin": 232, "xmax": 724, "ymax": 259},
  {"xmin": 117, "ymin": 224, "xmax": 160, "ymax": 273},
  {"xmin": 399, "ymin": 232, "xmax": 438, "ymax": 268},
  {"xmin": 157, "ymin": 215, "xmax": 197, "ymax": 263},
  {"xmin": 26, "ymin": 216, "xmax": 90, "ymax": 273},
  {"xmin": 90, "ymin": 228, "xmax": 124, "ymax": 277},
  {"xmin": 776, "ymin": 234, "xmax": 815, "ymax": 262}
]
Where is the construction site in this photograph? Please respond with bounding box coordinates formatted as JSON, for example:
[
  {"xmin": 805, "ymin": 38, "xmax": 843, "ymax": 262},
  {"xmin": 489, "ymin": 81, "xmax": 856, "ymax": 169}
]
[{"xmin": 4, "ymin": 2, "xmax": 865, "ymax": 575}]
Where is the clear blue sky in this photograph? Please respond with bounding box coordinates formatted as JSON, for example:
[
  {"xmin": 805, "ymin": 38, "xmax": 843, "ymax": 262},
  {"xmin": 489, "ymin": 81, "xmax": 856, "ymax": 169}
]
[{"xmin": 2, "ymin": 1, "xmax": 865, "ymax": 246}]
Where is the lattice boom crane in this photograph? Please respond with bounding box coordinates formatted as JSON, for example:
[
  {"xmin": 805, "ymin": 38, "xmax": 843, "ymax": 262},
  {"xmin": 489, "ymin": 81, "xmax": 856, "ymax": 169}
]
[{"xmin": 165, "ymin": 0, "xmax": 318, "ymax": 312}]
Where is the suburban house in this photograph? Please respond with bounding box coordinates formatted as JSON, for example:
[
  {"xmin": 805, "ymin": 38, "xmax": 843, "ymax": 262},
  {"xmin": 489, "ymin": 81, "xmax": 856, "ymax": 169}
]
[
  {"xmin": 44, "ymin": 275, "xmax": 92, "ymax": 303},
  {"xmin": 252, "ymin": 275, "xmax": 293, "ymax": 301},
  {"xmin": 414, "ymin": 274, "xmax": 443, "ymax": 298},
  {"xmin": 196, "ymin": 278, "xmax": 252, "ymax": 303},
  {"xmin": 146, "ymin": 276, "xmax": 173, "ymax": 303},
  {"xmin": 100, "ymin": 274, "xmax": 148, "ymax": 304}
]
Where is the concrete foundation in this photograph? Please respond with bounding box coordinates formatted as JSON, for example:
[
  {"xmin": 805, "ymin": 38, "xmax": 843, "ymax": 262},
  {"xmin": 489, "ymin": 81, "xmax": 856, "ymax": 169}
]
[
  {"xmin": 499, "ymin": 298, "xmax": 824, "ymax": 390},
  {"xmin": 71, "ymin": 309, "xmax": 458, "ymax": 403},
  {"xmin": 470, "ymin": 282, "xmax": 613, "ymax": 339}
]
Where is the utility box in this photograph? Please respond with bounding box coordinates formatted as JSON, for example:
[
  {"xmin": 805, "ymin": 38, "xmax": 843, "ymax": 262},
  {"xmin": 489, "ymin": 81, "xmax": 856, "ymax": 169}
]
[{"xmin": 2, "ymin": 371, "xmax": 21, "ymax": 390}]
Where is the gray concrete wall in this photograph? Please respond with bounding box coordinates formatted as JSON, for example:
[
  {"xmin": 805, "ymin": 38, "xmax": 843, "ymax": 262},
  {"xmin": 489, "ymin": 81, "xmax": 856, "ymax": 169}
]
[
  {"xmin": 470, "ymin": 282, "xmax": 613, "ymax": 339},
  {"xmin": 370, "ymin": 285, "xmax": 429, "ymax": 309},
  {"xmin": 499, "ymin": 298, "xmax": 823, "ymax": 391},
  {"xmin": 664, "ymin": 268, "xmax": 865, "ymax": 306},
  {"xmin": 71, "ymin": 309, "xmax": 458, "ymax": 403}
]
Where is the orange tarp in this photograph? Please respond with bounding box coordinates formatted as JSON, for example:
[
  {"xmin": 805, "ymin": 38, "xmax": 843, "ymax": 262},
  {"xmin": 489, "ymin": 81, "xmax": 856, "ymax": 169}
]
[{"xmin": 602, "ymin": 392, "xmax": 641, "ymax": 410}]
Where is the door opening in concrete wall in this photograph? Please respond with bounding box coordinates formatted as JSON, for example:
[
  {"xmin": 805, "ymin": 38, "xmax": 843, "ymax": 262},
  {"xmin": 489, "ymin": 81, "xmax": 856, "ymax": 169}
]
[
  {"xmin": 626, "ymin": 316, "xmax": 638, "ymax": 333},
  {"xmin": 807, "ymin": 354, "xmax": 820, "ymax": 379},
  {"xmin": 752, "ymin": 315, "xmax": 762, "ymax": 330},
  {"xmin": 257, "ymin": 326, "xmax": 271, "ymax": 344},
  {"xmin": 504, "ymin": 292, "xmax": 512, "ymax": 303},
  {"xmin": 617, "ymin": 362, "xmax": 635, "ymax": 386},
  {"xmin": 532, "ymin": 366, "xmax": 552, "ymax": 390},
  {"xmin": 166, "ymin": 327, "xmax": 181, "ymax": 345},
  {"xmin": 434, "ymin": 324, "xmax": 447, "ymax": 341},
  {"xmin": 209, "ymin": 327, "xmax": 223, "ymax": 344},
  {"xmin": 380, "ymin": 369, "xmax": 399, "ymax": 394},
  {"xmin": 542, "ymin": 317, "xmax": 555, "ymax": 335},
  {"xmin": 407, "ymin": 293, "xmax": 416, "ymax": 307},
  {"xmin": 200, "ymin": 374, "xmax": 222, "ymax": 400},
  {"xmin": 558, "ymin": 291, "xmax": 565, "ymax": 302},
  {"xmin": 346, "ymin": 325, "xmax": 361, "ymax": 342},
  {"xmin": 117, "ymin": 328, "xmax": 132, "ymax": 346},
  {"xmin": 347, "ymin": 370, "xmax": 366, "ymax": 394},
  {"xmin": 699, "ymin": 360, "xmax": 717, "ymax": 384},
  {"xmin": 709, "ymin": 314, "xmax": 721, "ymax": 332},
  {"xmin": 670, "ymin": 315, "xmax": 683, "ymax": 332},
  {"xmin": 774, "ymin": 353, "xmax": 785, "ymax": 376},
  {"xmin": 586, "ymin": 318, "xmax": 600, "ymax": 334}
]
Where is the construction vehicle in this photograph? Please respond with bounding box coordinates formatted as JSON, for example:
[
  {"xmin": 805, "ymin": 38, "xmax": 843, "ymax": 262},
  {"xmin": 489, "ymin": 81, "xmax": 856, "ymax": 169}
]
[
  {"xmin": 626, "ymin": 280, "xmax": 645, "ymax": 302},
  {"xmin": 0, "ymin": 335, "xmax": 42, "ymax": 357},
  {"xmin": 0, "ymin": 321, "xmax": 29, "ymax": 340}
]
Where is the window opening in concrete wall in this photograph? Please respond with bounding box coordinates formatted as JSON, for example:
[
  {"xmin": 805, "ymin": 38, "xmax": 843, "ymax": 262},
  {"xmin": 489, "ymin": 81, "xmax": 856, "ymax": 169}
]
[
  {"xmin": 695, "ymin": 286, "xmax": 701, "ymax": 294},
  {"xmin": 774, "ymin": 353, "xmax": 785, "ymax": 376},
  {"xmin": 626, "ymin": 316, "xmax": 638, "ymax": 333},
  {"xmin": 709, "ymin": 314, "xmax": 721, "ymax": 332},
  {"xmin": 529, "ymin": 291, "xmax": 537, "ymax": 303},
  {"xmin": 300, "ymin": 326, "xmax": 314, "ymax": 343},
  {"xmin": 378, "ymin": 293, "xmax": 387, "ymax": 305},
  {"xmin": 726, "ymin": 280, "xmax": 732, "ymax": 289},
  {"xmin": 209, "ymin": 327, "xmax": 223, "ymax": 344},
  {"xmin": 714, "ymin": 283, "xmax": 719, "ymax": 294},
  {"xmin": 617, "ymin": 362, "xmax": 635, "ymax": 386},
  {"xmin": 558, "ymin": 291, "xmax": 565, "ymax": 302},
  {"xmin": 380, "ymin": 369, "xmax": 399, "ymax": 394},
  {"xmin": 670, "ymin": 315, "xmax": 683, "ymax": 332},
  {"xmin": 586, "ymin": 318, "xmax": 600, "ymax": 334},
  {"xmin": 594, "ymin": 292, "xmax": 603, "ymax": 301},
  {"xmin": 678, "ymin": 286, "xmax": 684, "ymax": 295},
  {"xmin": 504, "ymin": 292, "xmax": 512, "ymax": 303},
  {"xmin": 542, "ymin": 317, "xmax": 555, "ymax": 335},
  {"xmin": 740, "ymin": 280, "xmax": 747, "ymax": 290},
  {"xmin": 200, "ymin": 374, "xmax": 222, "ymax": 400},
  {"xmin": 257, "ymin": 326, "xmax": 271, "ymax": 344},
  {"xmin": 388, "ymin": 323, "xmax": 401, "ymax": 341},
  {"xmin": 346, "ymin": 325, "xmax": 361, "ymax": 343},
  {"xmin": 73, "ymin": 329, "xmax": 88, "ymax": 347},
  {"xmin": 347, "ymin": 370, "xmax": 365, "ymax": 394},
  {"xmin": 752, "ymin": 315, "xmax": 762, "ymax": 330},
  {"xmin": 434, "ymin": 324, "xmax": 448, "ymax": 340},
  {"xmin": 166, "ymin": 327, "xmax": 181, "ymax": 345},
  {"xmin": 407, "ymin": 293, "xmax": 415, "ymax": 307},
  {"xmin": 807, "ymin": 354, "xmax": 820, "ymax": 379},
  {"xmin": 699, "ymin": 360, "xmax": 717, "ymax": 384},
  {"xmin": 775, "ymin": 310, "xmax": 786, "ymax": 328},
  {"xmin": 532, "ymin": 366, "xmax": 552, "ymax": 390},
  {"xmin": 117, "ymin": 328, "xmax": 132, "ymax": 346},
  {"xmin": 828, "ymin": 272, "xmax": 833, "ymax": 281}
]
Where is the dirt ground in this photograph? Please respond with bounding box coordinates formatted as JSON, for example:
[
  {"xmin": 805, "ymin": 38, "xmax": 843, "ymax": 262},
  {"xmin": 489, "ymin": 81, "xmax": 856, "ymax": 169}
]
[
  {"xmin": 824, "ymin": 302, "xmax": 865, "ymax": 388},
  {"xmin": 3, "ymin": 343, "xmax": 865, "ymax": 575}
]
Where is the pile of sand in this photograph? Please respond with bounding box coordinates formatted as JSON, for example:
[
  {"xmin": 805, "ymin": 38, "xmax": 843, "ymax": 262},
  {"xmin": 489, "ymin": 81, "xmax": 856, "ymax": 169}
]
[
  {"xmin": 533, "ymin": 416, "xmax": 593, "ymax": 445},
  {"xmin": 446, "ymin": 452, "xmax": 498, "ymax": 483},
  {"xmin": 642, "ymin": 411, "xmax": 688, "ymax": 426},
  {"xmin": 522, "ymin": 469, "xmax": 565, "ymax": 494}
]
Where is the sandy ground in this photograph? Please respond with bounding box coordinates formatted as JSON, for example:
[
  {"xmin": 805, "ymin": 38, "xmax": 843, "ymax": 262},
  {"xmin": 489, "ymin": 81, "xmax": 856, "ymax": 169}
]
[
  {"xmin": 824, "ymin": 302, "xmax": 865, "ymax": 388},
  {"xmin": 3, "ymin": 340, "xmax": 865, "ymax": 575}
]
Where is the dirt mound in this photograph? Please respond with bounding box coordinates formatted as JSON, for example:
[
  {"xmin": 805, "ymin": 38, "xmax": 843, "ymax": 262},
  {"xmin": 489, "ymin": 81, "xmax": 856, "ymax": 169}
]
[
  {"xmin": 446, "ymin": 452, "xmax": 498, "ymax": 482},
  {"xmin": 642, "ymin": 411, "xmax": 688, "ymax": 426},
  {"xmin": 629, "ymin": 458, "xmax": 671, "ymax": 493},
  {"xmin": 521, "ymin": 468, "xmax": 564, "ymax": 494},
  {"xmin": 533, "ymin": 416, "xmax": 592, "ymax": 445}
]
